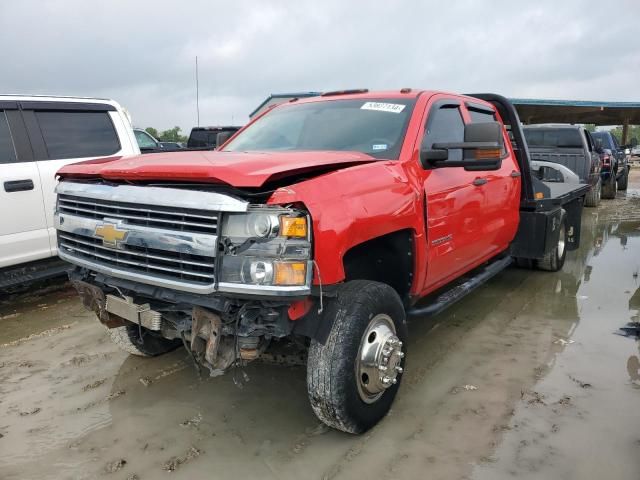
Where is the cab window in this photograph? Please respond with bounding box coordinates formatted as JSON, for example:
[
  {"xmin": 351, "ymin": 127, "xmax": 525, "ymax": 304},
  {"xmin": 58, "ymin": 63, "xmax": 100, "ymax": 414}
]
[
  {"xmin": 423, "ymin": 105, "xmax": 464, "ymax": 161},
  {"xmin": 469, "ymin": 106, "xmax": 507, "ymax": 156},
  {"xmin": 468, "ymin": 108, "xmax": 495, "ymax": 124},
  {"xmin": 35, "ymin": 110, "xmax": 120, "ymax": 159}
]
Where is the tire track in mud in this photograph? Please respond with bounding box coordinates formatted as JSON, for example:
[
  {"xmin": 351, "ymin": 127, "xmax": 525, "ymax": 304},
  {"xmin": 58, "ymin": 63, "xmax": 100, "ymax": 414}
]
[{"xmin": 0, "ymin": 322, "xmax": 76, "ymax": 348}]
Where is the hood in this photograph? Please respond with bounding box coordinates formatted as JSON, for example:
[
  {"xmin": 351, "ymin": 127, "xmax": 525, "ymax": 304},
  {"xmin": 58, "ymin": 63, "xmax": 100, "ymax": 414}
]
[{"xmin": 56, "ymin": 150, "xmax": 378, "ymax": 188}]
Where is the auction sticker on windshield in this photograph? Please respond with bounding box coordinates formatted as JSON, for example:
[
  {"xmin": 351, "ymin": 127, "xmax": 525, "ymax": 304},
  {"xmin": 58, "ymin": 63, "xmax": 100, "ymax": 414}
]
[{"xmin": 361, "ymin": 102, "xmax": 406, "ymax": 113}]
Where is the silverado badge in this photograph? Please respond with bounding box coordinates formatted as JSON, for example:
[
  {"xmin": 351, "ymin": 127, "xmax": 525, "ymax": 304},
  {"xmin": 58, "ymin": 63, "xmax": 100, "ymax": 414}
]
[{"xmin": 95, "ymin": 222, "xmax": 128, "ymax": 248}]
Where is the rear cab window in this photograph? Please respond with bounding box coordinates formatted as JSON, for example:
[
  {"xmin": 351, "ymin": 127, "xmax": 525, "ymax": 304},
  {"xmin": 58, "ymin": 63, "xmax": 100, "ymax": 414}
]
[
  {"xmin": 467, "ymin": 104, "xmax": 508, "ymax": 156},
  {"xmin": 0, "ymin": 111, "xmax": 17, "ymax": 164},
  {"xmin": 468, "ymin": 108, "xmax": 495, "ymax": 124},
  {"xmin": 188, "ymin": 130, "xmax": 217, "ymax": 148},
  {"xmin": 524, "ymin": 129, "xmax": 583, "ymax": 148},
  {"xmin": 35, "ymin": 110, "xmax": 121, "ymax": 159}
]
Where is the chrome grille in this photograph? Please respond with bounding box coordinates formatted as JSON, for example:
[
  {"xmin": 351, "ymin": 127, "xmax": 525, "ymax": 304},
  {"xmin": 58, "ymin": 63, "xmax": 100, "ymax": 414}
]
[
  {"xmin": 55, "ymin": 182, "xmax": 250, "ymax": 294},
  {"xmin": 58, "ymin": 194, "xmax": 218, "ymax": 235},
  {"xmin": 58, "ymin": 231, "xmax": 215, "ymax": 285}
]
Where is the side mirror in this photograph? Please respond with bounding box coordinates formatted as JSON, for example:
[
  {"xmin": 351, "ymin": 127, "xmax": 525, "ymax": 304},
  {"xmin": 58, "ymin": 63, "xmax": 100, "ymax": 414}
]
[
  {"xmin": 421, "ymin": 149, "xmax": 448, "ymax": 162},
  {"xmin": 420, "ymin": 121, "xmax": 503, "ymax": 170},
  {"xmin": 215, "ymin": 131, "xmax": 234, "ymax": 149}
]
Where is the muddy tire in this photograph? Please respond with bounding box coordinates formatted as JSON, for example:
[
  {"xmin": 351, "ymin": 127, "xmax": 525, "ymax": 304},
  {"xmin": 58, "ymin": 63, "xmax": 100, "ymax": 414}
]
[
  {"xmin": 306, "ymin": 280, "xmax": 407, "ymax": 434},
  {"xmin": 602, "ymin": 172, "xmax": 617, "ymax": 199},
  {"xmin": 106, "ymin": 324, "xmax": 181, "ymax": 357},
  {"xmin": 617, "ymin": 167, "xmax": 629, "ymax": 191},
  {"xmin": 584, "ymin": 179, "xmax": 601, "ymax": 207},
  {"xmin": 536, "ymin": 210, "xmax": 567, "ymax": 272}
]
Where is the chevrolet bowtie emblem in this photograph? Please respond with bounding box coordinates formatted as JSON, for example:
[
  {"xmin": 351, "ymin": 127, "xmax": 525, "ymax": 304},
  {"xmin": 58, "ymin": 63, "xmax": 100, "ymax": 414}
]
[{"xmin": 95, "ymin": 222, "xmax": 128, "ymax": 248}]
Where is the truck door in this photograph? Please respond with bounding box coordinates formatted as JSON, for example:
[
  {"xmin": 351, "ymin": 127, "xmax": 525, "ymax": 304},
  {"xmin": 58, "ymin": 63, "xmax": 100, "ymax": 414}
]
[
  {"xmin": 0, "ymin": 107, "xmax": 50, "ymax": 268},
  {"xmin": 420, "ymin": 99, "xmax": 488, "ymax": 291},
  {"xmin": 464, "ymin": 103, "xmax": 520, "ymax": 257}
]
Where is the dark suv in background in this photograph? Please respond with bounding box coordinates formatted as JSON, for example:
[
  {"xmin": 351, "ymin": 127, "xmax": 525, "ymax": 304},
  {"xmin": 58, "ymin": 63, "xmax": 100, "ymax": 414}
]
[
  {"xmin": 591, "ymin": 130, "xmax": 629, "ymax": 194},
  {"xmin": 523, "ymin": 124, "xmax": 602, "ymax": 206},
  {"xmin": 187, "ymin": 126, "xmax": 241, "ymax": 150}
]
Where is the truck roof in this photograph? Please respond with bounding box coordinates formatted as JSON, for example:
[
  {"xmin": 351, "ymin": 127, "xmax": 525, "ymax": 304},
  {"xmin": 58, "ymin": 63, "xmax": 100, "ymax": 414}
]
[
  {"xmin": 0, "ymin": 94, "xmax": 126, "ymax": 115},
  {"xmin": 250, "ymin": 89, "xmax": 499, "ymax": 118},
  {"xmin": 295, "ymin": 90, "xmax": 426, "ymax": 101},
  {"xmin": 0, "ymin": 94, "xmax": 117, "ymax": 104},
  {"xmin": 266, "ymin": 89, "xmax": 491, "ymax": 110},
  {"xmin": 190, "ymin": 126, "xmax": 241, "ymax": 131}
]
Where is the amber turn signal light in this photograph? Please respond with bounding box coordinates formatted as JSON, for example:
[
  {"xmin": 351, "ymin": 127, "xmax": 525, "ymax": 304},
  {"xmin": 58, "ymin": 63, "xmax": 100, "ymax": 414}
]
[
  {"xmin": 473, "ymin": 148, "xmax": 502, "ymax": 160},
  {"xmin": 274, "ymin": 261, "xmax": 307, "ymax": 286},
  {"xmin": 280, "ymin": 216, "xmax": 307, "ymax": 238}
]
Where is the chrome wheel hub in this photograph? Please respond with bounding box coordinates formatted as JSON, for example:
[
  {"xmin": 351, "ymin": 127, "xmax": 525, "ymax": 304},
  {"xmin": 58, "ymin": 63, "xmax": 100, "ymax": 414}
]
[{"xmin": 356, "ymin": 314, "xmax": 404, "ymax": 403}]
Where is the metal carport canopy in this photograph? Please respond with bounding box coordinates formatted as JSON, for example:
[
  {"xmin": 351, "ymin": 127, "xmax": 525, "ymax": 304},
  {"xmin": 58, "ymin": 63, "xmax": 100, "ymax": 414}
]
[
  {"xmin": 511, "ymin": 98, "xmax": 640, "ymax": 144},
  {"xmin": 250, "ymin": 93, "xmax": 640, "ymax": 142},
  {"xmin": 511, "ymin": 98, "xmax": 640, "ymax": 126}
]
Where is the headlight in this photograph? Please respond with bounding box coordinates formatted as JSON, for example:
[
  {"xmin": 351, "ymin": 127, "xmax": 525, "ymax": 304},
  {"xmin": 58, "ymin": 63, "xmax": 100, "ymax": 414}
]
[
  {"xmin": 222, "ymin": 210, "xmax": 308, "ymax": 239},
  {"xmin": 218, "ymin": 207, "xmax": 311, "ymax": 291},
  {"xmin": 250, "ymin": 213, "xmax": 278, "ymax": 238},
  {"xmin": 219, "ymin": 257, "xmax": 309, "ymax": 287},
  {"xmin": 246, "ymin": 259, "xmax": 274, "ymax": 284}
]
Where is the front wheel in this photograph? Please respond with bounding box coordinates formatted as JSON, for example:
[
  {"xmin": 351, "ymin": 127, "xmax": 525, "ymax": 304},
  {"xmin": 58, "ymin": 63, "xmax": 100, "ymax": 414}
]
[
  {"xmin": 106, "ymin": 324, "xmax": 181, "ymax": 357},
  {"xmin": 306, "ymin": 281, "xmax": 407, "ymax": 434}
]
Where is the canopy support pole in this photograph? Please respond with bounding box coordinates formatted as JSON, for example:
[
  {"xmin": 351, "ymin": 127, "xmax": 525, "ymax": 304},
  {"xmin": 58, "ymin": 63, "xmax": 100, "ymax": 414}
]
[{"xmin": 622, "ymin": 118, "xmax": 630, "ymax": 145}]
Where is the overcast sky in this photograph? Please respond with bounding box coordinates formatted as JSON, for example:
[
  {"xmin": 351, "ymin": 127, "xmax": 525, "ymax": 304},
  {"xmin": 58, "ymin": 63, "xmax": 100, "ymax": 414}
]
[{"xmin": 1, "ymin": 0, "xmax": 639, "ymax": 132}]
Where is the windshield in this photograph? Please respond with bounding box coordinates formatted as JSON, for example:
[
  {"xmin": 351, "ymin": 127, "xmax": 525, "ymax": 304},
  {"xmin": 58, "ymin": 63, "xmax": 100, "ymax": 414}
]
[
  {"xmin": 523, "ymin": 128, "xmax": 583, "ymax": 148},
  {"xmin": 135, "ymin": 130, "xmax": 158, "ymax": 149},
  {"xmin": 224, "ymin": 98, "xmax": 416, "ymax": 159}
]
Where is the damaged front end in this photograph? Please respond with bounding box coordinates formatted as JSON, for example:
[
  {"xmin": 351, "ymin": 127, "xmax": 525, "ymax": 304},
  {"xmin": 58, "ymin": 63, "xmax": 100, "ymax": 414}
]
[
  {"xmin": 58, "ymin": 181, "xmax": 314, "ymax": 374},
  {"xmin": 71, "ymin": 272, "xmax": 308, "ymax": 373}
]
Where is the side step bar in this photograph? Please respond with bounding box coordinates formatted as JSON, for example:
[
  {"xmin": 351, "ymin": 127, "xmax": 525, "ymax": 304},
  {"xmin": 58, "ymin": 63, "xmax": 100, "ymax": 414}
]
[
  {"xmin": 0, "ymin": 258, "xmax": 70, "ymax": 290},
  {"xmin": 407, "ymin": 256, "xmax": 513, "ymax": 318}
]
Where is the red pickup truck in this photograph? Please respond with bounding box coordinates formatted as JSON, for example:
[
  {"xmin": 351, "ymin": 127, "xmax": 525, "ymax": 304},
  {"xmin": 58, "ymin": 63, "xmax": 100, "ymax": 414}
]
[{"xmin": 54, "ymin": 90, "xmax": 588, "ymax": 434}]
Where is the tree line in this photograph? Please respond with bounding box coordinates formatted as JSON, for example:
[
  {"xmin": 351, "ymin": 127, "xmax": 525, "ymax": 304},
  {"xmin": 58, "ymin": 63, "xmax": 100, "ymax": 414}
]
[{"xmin": 145, "ymin": 126, "xmax": 188, "ymax": 143}]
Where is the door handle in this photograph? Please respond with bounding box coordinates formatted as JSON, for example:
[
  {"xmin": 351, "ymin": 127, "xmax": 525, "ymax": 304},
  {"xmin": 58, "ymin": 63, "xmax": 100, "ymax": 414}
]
[
  {"xmin": 510, "ymin": 170, "xmax": 521, "ymax": 178},
  {"xmin": 4, "ymin": 179, "xmax": 35, "ymax": 192},
  {"xmin": 472, "ymin": 177, "xmax": 488, "ymax": 186}
]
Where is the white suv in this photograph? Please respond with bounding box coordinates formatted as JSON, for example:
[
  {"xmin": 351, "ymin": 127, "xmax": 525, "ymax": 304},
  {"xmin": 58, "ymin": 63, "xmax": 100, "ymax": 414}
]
[{"xmin": 0, "ymin": 95, "xmax": 140, "ymax": 288}]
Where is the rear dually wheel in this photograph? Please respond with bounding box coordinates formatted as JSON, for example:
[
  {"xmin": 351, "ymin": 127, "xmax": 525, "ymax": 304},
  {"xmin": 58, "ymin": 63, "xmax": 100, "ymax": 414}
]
[
  {"xmin": 536, "ymin": 210, "xmax": 567, "ymax": 272},
  {"xmin": 584, "ymin": 179, "xmax": 601, "ymax": 207}
]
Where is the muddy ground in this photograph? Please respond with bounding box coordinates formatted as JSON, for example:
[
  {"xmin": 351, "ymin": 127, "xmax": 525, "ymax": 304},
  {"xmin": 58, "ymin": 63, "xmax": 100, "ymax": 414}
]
[{"xmin": 1, "ymin": 172, "xmax": 640, "ymax": 480}]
